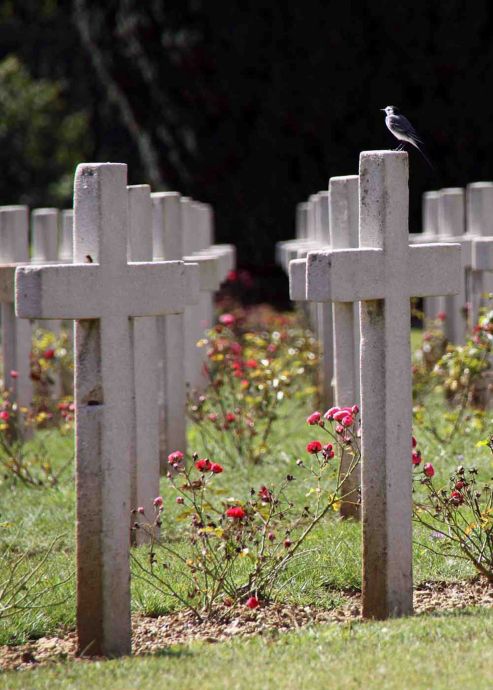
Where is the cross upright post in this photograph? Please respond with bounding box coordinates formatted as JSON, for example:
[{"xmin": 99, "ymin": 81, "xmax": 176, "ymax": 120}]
[
  {"xmin": 305, "ymin": 151, "xmax": 461, "ymax": 618},
  {"xmin": 0, "ymin": 206, "xmax": 33, "ymax": 408},
  {"xmin": 410, "ymin": 191, "xmax": 440, "ymax": 323},
  {"xmin": 315, "ymin": 191, "xmax": 335, "ymax": 408},
  {"xmin": 290, "ymin": 192, "xmax": 335, "ymax": 407},
  {"xmin": 151, "ymin": 191, "xmax": 205, "ymax": 466},
  {"xmin": 59, "ymin": 210, "xmax": 74, "ymax": 262},
  {"xmin": 16, "ymin": 163, "xmax": 199, "ymax": 657},
  {"xmin": 127, "ymin": 185, "xmax": 160, "ymax": 540},
  {"xmin": 438, "ymin": 188, "xmax": 467, "ymax": 343},
  {"xmin": 329, "ymin": 175, "xmax": 360, "ymax": 518},
  {"xmin": 31, "ymin": 208, "xmax": 60, "ymax": 339},
  {"xmin": 467, "ymin": 182, "xmax": 493, "ymax": 325}
]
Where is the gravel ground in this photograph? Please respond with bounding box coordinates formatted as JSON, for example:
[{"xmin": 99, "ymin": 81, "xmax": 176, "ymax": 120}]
[{"xmin": 1, "ymin": 577, "xmax": 492, "ymax": 672}]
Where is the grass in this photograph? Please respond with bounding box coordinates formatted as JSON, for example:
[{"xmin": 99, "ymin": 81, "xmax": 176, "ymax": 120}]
[
  {"xmin": 1, "ymin": 326, "xmax": 492, "ymax": 687},
  {"xmin": 1, "ymin": 609, "xmax": 493, "ymax": 690}
]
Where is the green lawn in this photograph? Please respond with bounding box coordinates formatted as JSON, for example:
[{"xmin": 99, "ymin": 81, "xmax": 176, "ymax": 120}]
[
  {"xmin": 1, "ymin": 327, "xmax": 492, "ymax": 688},
  {"xmin": 1, "ymin": 609, "xmax": 492, "ymax": 690}
]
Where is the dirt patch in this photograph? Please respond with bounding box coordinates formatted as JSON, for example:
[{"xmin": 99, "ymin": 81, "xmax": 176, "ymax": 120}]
[{"xmin": 1, "ymin": 577, "xmax": 492, "ymax": 672}]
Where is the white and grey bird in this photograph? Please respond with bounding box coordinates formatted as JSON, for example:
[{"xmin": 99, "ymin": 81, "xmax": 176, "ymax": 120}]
[{"xmin": 381, "ymin": 105, "xmax": 433, "ymax": 169}]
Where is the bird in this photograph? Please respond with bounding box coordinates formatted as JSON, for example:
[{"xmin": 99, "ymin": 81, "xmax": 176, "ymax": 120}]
[{"xmin": 381, "ymin": 105, "xmax": 433, "ymax": 169}]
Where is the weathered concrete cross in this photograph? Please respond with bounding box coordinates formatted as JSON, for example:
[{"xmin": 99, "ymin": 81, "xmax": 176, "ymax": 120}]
[
  {"xmin": 15, "ymin": 163, "xmax": 199, "ymax": 657},
  {"xmin": 290, "ymin": 176, "xmax": 360, "ymax": 516},
  {"xmin": 305, "ymin": 151, "xmax": 461, "ymax": 618},
  {"xmin": 0, "ymin": 206, "xmax": 33, "ymax": 407},
  {"xmin": 467, "ymin": 182, "xmax": 493, "ymax": 325}
]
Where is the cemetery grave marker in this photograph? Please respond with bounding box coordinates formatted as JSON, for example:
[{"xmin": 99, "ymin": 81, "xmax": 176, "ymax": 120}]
[
  {"xmin": 0, "ymin": 206, "xmax": 33, "ymax": 407},
  {"xmin": 15, "ymin": 162, "xmax": 199, "ymax": 657},
  {"xmin": 303, "ymin": 151, "xmax": 461, "ymax": 618}
]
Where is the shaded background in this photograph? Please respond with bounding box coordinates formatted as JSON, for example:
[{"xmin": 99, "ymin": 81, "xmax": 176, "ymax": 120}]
[{"xmin": 0, "ymin": 1, "xmax": 492, "ymax": 302}]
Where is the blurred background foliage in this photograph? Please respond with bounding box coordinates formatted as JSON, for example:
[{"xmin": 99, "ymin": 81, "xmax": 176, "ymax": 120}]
[{"xmin": 1, "ymin": 1, "xmax": 493, "ymax": 300}]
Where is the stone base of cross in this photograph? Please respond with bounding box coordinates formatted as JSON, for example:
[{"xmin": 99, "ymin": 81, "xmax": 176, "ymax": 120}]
[{"xmin": 305, "ymin": 151, "xmax": 461, "ymax": 618}]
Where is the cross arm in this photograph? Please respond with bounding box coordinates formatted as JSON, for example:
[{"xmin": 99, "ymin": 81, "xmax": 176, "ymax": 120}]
[
  {"xmin": 183, "ymin": 254, "xmax": 220, "ymax": 292},
  {"xmin": 15, "ymin": 264, "xmax": 102, "ymax": 318},
  {"xmin": 306, "ymin": 248, "xmax": 384, "ymax": 302},
  {"xmin": 16, "ymin": 260, "xmax": 200, "ymax": 320},
  {"xmin": 0, "ymin": 264, "xmax": 16, "ymax": 302},
  {"xmin": 289, "ymin": 258, "xmax": 307, "ymax": 301},
  {"xmin": 205, "ymin": 244, "xmax": 236, "ymax": 280},
  {"xmin": 471, "ymin": 237, "xmax": 493, "ymax": 271},
  {"xmin": 408, "ymin": 243, "xmax": 461, "ymax": 296}
]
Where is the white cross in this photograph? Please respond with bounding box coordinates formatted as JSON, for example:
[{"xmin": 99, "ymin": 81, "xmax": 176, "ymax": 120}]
[
  {"xmin": 15, "ymin": 163, "xmax": 199, "ymax": 657},
  {"xmin": 471, "ymin": 233, "xmax": 493, "ymax": 321},
  {"xmin": 305, "ymin": 151, "xmax": 461, "ymax": 618},
  {"xmin": 290, "ymin": 176, "xmax": 360, "ymax": 516},
  {"xmin": 467, "ymin": 182, "xmax": 493, "ymax": 325},
  {"xmin": 0, "ymin": 206, "xmax": 33, "ymax": 408},
  {"xmin": 290, "ymin": 192, "xmax": 335, "ymax": 407}
]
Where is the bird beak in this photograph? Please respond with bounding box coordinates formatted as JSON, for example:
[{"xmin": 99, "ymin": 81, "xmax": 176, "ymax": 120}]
[{"xmin": 380, "ymin": 108, "xmax": 386, "ymax": 111}]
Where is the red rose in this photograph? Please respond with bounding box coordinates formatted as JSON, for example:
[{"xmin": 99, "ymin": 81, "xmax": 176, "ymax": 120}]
[
  {"xmin": 43, "ymin": 348, "xmax": 55, "ymax": 360},
  {"xmin": 322, "ymin": 444, "xmax": 335, "ymax": 460},
  {"xmin": 412, "ymin": 451, "xmax": 422, "ymax": 466},
  {"xmin": 195, "ymin": 459, "xmax": 212, "ymax": 472},
  {"xmin": 306, "ymin": 411, "xmax": 321, "ymax": 425},
  {"xmin": 306, "ymin": 440, "xmax": 322, "ymax": 454},
  {"xmin": 246, "ymin": 596, "xmax": 259, "ymax": 609},
  {"xmin": 258, "ymin": 485, "xmax": 272, "ymax": 502},
  {"xmin": 324, "ymin": 406, "xmax": 340, "ymax": 420},
  {"xmin": 423, "ymin": 463, "xmax": 435, "ymax": 478},
  {"xmin": 332, "ymin": 410, "xmax": 349, "ymax": 422},
  {"xmin": 450, "ymin": 489, "xmax": 464, "ymax": 506},
  {"xmin": 226, "ymin": 506, "xmax": 246, "ymax": 519},
  {"xmin": 219, "ymin": 313, "xmax": 235, "ymax": 326},
  {"xmin": 168, "ymin": 450, "xmax": 184, "ymax": 466},
  {"xmin": 210, "ymin": 462, "xmax": 223, "ymax": 474}
]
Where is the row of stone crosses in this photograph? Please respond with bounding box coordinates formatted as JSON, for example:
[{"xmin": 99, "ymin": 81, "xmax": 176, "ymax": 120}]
[
  {"xmin": 1, "ymin": 163, "xmax": 234, "ymax": 656},
  {"xmin": 275, "ymin": 150, "xmax": 493, "ymax": 649},
  {"xmin": 0, "ymin": 151, "xmax": 488, "ymax": 658}
]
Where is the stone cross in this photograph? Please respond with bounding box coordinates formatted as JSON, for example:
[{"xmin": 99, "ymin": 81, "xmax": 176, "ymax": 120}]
[
  {"xmin": 410, "ymin": 191, "xmax": 440, "ymax": 322},
  {"xmin": 313, "ymin": 191, "xmax": 335, "ymax": 408},
  {"xmin": 59, "ymin": 210, "xmax": 74, "ymax": 262},
  {"xmin": 470, "ymin": 229, "xmax": 493, "ymax": 334},
  {"xmin": 304, "ymin": 151, "xmax": 461, "ymax": 618},
  {"xmin": 15, "ymin": 163, "xmax": 199, "ymax": 657},
  {"xmin": 31, "ymin": 208, "xmax": 60, "ymax": 339},
  {"xmin": 290, "ymin": 192, "xmax": 335, "ymax": 407},
  {"xmin": 437, "ymin": 188, "xmax": 467, "ymax": 343},
  {"xmin": 328, "ymin": 175, "xmax": 360, "ymax": 518},
  {"xmin": 290, "ymin": 178, "xmax": 359, "ymax": 515},
  {"xmin": 152, "ymin": 191, "xmax": 186, "ymax": 465},
  {"xmin": 0, "ymin": 206, "xmax": 33, "ymax": 407},
  {"xmin": 467, "ymin": 182, "xmax": 493, "ymax": 325},
  {"xmin": 127, "ymin": 184, "xmax": 160, "ymax": 542}
]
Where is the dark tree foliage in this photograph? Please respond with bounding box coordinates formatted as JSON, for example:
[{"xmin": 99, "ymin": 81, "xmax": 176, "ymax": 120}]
[{"xmin": 2, "ymin": 1, "xmax": 493, "ymax": 293}]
